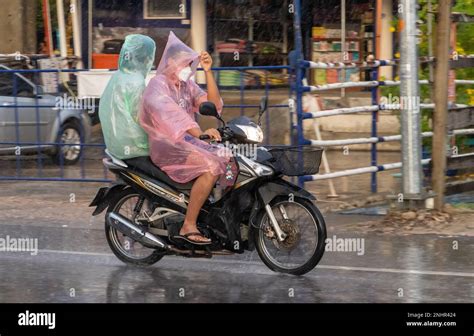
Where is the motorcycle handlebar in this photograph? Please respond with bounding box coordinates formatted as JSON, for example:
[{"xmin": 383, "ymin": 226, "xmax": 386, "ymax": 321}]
[
  {"xmin": 199, "ymin": 128, "xmax": 232, "ymax": 142},
  {"xmin": 218, "ymin": 127, "xmax": 232, "ymax": 142},
  {"xmin": 199, "ymin": 134, "xmax": 211, "ymax": 140}
]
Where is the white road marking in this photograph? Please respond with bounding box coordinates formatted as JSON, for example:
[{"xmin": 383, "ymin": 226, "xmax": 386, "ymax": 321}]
[
  {"xmin": 316, "ymin": 265, "xmax": 474, "ymax": 278},
  {"xmin": 40, "ymin": 249, "xmax": 113, "ymax": 257},
  {"xmin": 33, "ymin": 249, "xmax": 474, "ymax": 278}
]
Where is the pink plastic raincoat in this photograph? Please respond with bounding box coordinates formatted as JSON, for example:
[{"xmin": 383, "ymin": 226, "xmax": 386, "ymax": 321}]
[{"xmin": 140, "ymin": 32, "xmax": 233, "ymax": 184}]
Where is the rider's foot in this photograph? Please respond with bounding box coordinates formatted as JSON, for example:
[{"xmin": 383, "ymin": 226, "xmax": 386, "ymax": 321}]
[{"xmin": 178, "ymin": 223, "xmax": 211, "ymax": 244}]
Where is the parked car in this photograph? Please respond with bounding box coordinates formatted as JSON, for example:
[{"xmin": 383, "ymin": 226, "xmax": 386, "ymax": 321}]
[{"xmin": 0, "ymin": 65, "xmax": 91, "ymax": 165}]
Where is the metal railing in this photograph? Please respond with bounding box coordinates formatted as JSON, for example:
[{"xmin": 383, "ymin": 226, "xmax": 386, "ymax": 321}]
[
  {"xmin": 0, "ymin": 65, "xmax": 290, "ymax": 182},
  {"xmin": 293, "ymin": 57, "xmax": 474, "ymax": 190}
]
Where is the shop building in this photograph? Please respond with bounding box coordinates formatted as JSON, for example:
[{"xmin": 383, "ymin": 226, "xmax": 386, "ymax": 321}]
[{"xmin": 76, "ymin": 1, "xmax": 393, "ymax": 84}]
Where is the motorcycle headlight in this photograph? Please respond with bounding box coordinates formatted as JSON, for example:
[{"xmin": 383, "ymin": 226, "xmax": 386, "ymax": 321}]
[
  {"xmin": 255, "ymin": 126, "xmax": 264, "ymax": 143},
  {"xmin": 252, "ymin": 162, "xmax": 274, "ymax": 176},
  {"xmin": 237, "ymin": 125, "xmax": 264, "ymax": 143}
]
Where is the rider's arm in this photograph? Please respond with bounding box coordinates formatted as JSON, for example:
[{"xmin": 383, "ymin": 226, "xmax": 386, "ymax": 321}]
[
  {"xmin": 204, "ymin": 70, "xmax": 222, "ymax": 113},
  {"xmin": 199, "ymin": 51, "xmax": 223, "ymax": 114},
  {"xmin": 187, "ymin": 126, "xmax": 221, "ymax": 141},
  {"xmin": 187, "ymin": 127, "xmax": 203, "ymax": 138}
]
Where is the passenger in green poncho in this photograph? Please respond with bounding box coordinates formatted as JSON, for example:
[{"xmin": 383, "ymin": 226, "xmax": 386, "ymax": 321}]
[{"xmin": 99, "ymin": 34, "xmax": 156, "ymax": 159}]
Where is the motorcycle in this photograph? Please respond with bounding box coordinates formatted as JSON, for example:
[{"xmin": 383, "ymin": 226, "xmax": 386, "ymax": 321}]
[{"xmin": 90, "ymin": 97, "xmax": 326, "ymax": 275}]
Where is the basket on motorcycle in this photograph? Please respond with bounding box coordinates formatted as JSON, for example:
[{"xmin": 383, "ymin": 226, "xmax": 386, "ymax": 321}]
[{"xmin": 268, "ymin": 145, "xmax": 323, "ymax": 176}]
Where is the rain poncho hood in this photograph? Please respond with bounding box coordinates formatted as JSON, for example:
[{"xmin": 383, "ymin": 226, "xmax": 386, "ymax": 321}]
[
  {"xmin": 156, "ymin": 32, "xmax": 200, "ymax": 82},
  {"xmin": 140, "ymin": 31, "xmax": 230, "ymax": 184},
  {"xmin": 99, "ymin": 34, "xmax": 156, "ymax": 159}
]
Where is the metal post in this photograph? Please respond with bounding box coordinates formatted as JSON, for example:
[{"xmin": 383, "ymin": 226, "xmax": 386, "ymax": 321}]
[
  {"xmin": 88, "ymin": 0, "xmax": 93, "ymax": 68},
  {"xmin": 71, "ymin": 0, "xmax": 83, "ymax": 68},
  {"xmin": 283, "ymin": 0, "xmax": 289, "ymax": 69},
  {"xmin": 239, "ymin": 70, "xmax": 244, "ymax": 116},
  {"xmin": 34, "ymin": 72, "xmax": 43, "ymax": 177},
  {"xmin": 265, "ymin": 71, "xmax": 270, "ymax": 145},
  {"xmin": 399, "ymin": 0, "xmax": 423, "ymax": 201},
  {"xmin": 56, "ymin": 0, "xmax": 67, "ymax": 58},
  {"xmin": 248, "ymin": 16, "xmax": 254, "ymax": 67},
  {"xmin": 370, "ymin": 67, "xmax": 378, "ymax": 193},
  {"xmin": 294, "ymin": 0, "xmax": 307, "ymax": 187},
  {"xmin": 370, "ymin": 1, "xmax": 380, "ymax": 193},
  {"xmin": 341, "ymin": 0, "xmax": 346, "ymax": 98},
  {"xmin": 13, "ymin": 74, "xmax": 20, "ymax": 177},
  {"xmin": 56, "ymin": 0, "xmax": 68, "ymax": 83}
]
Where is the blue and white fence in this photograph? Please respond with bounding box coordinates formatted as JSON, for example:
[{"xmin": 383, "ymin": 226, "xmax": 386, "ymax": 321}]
[
  {"xmin": 291, "ymin": 0, "xmax": 474, "ymax": 192},
  {"xmin": 294, "ymin": 57, "xmax": 474, "ymax": 190}
]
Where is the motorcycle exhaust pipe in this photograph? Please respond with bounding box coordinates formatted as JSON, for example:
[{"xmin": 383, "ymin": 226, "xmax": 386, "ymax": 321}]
[{"xmin": 106, "ymin": 212, "xmax": 170, "ymax": 251}]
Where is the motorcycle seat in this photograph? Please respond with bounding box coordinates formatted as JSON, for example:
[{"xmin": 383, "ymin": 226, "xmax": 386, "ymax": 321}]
[{"xmin": 124, "ymin": 156, "xmax": 195, "ymax": 190}]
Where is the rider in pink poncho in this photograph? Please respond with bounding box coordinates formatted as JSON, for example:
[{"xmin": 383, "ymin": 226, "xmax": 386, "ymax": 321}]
[{"xmin": 140, "ymin": 31, "xmax": 233, "ymax": 245}]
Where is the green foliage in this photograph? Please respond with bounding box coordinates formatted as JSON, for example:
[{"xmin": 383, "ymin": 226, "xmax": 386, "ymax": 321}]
[
  {"xmin": 453, "ymin": 0, "xmax": 474, "ymax": 15},
  {"xmin": 400, "ymin": 0, "xmax": 474, "ymax": 152},
  {"xmin": 452, "ymin": 0, "xmax": 474, "ymax": 107},
  {"xmin": 386, "ymin": 0, "xmax": 473, "ymax": 151},
  {"xmin": 415, "ymin": 0, "xmax": 474, "ymax": 106}
]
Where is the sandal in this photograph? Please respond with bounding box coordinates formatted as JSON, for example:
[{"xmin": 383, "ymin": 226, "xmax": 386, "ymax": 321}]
[{"xmin": 172, "ymin": 232, "xmax": 212, "ymax": 246}]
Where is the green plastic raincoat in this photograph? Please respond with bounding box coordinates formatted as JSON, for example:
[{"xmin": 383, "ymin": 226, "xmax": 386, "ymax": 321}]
[{"xmin": 98, "ymin": 34, "xmax": 156, "ymax": 159}]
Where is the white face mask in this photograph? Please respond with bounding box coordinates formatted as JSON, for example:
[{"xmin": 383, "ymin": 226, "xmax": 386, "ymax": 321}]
[{"xmin": 178, "ymin": 66, "xmax": 192, "ymax": 82}]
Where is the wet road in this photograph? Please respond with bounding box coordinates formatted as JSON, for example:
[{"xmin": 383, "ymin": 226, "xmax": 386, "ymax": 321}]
[
  {"xmin": 0, "ymin": 156, "xmax": 472, "ymax": 304},
  {"xmin": 0, "ymin": 214, "xmax": 472, "ymax": 303}
]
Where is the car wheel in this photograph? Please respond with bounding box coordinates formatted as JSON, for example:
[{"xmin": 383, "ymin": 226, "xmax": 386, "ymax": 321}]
[{"xmin": 52, "ymin": 120, "xmax": 83, "ymax": 165}]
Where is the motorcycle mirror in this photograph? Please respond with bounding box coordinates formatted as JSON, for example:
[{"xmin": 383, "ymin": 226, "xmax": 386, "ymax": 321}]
[
  {"xmin": 259, "ymin": 96, "xmax": 268, "ymax": 114},
  {"xmin": 257, "ymin": 96, "xmax": 268, "ymax": 126},
  {"xmin": 199, "ymin": 101, "xmax": 225, "ymax": 126},
  {"xmin": 199, "ymin": 102, "xmax": 218, "ymax": 117}
]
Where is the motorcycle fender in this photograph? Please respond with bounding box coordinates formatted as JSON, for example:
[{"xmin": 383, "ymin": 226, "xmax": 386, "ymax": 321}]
[
  {"xmin": 256, "ymin": 179, "xmax": 316, "ymax": 206},
  {"xmin": 89, "ymin": 183, "xmax": 127, "ymax": 216}
]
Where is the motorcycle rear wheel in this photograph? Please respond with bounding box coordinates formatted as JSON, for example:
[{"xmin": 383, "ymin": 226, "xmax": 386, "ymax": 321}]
[
  {"xmin": 105, "ymin": 188, "xmax": 164, "ymax": 266},
  {"xmin": 254, "ymin": 196, "xmax": 326, "ymax": 275}
]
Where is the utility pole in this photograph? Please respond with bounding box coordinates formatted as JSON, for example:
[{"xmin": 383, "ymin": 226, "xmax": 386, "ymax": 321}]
[
  {"xmin": 399, "ymin": 0, "xmax": 423, "ymax": 206},
  {"xmin": 432, "ymin": 0, "xmax": 452, "ymax": 210}
]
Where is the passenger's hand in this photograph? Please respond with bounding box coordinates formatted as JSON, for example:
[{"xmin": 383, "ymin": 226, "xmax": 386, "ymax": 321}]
[
  {"xmin": 200, "ymin": 51, "xmax": 213, "ymax": 72},
  {"xmin": 203, "ymin": 128, "xmax": 221, "ymax": 141}
]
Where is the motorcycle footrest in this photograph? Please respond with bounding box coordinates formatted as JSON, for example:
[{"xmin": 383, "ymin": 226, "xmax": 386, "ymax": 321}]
[{"xmin": 171, "ymin": 244, "xmax": 212, "ymax": 258}]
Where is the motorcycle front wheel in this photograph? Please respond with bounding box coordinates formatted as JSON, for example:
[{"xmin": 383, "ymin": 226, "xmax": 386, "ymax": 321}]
[{"xmin": 253, "ymin": 196, "xmax": 326, "ymax": 275}]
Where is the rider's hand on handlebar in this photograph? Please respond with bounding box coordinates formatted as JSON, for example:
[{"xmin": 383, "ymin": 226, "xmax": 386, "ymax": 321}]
[{"xmin": 203, "ymin": 128, "xmax": 221, "ymax": 141}]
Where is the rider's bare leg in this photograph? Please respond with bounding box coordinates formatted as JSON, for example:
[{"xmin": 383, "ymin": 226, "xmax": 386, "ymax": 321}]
[{"xmin": 180, "ymin": 171, "xmax": 219, "ymax": 242}]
